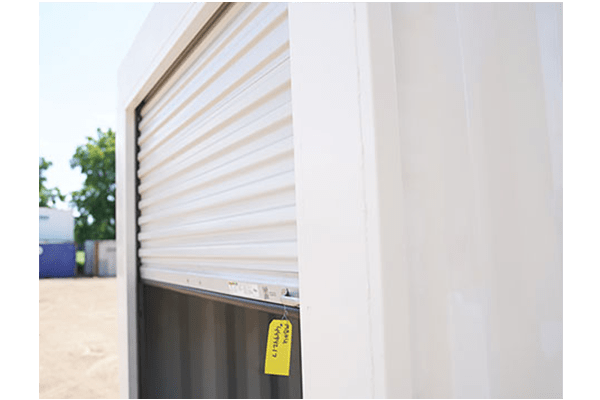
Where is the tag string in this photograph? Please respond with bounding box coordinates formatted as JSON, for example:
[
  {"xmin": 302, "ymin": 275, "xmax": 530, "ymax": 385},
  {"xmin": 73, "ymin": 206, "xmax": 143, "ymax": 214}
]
[{"xmin": 282, "ymin": 303, "xmax": 288, "ymax": 321}]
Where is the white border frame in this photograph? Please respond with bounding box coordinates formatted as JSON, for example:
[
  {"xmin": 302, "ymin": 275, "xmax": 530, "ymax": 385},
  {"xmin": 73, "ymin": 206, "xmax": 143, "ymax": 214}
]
[
  {"xmin": 116, "ymin": 3, "xmax": 223, "ymax": 398},
  {"xmin": 117, "ymin": 3, "xmax": 411, "ymax": 398},
  {"xmin": 289, "ymin": 3, "xmax": 411, "ymax": 397}
]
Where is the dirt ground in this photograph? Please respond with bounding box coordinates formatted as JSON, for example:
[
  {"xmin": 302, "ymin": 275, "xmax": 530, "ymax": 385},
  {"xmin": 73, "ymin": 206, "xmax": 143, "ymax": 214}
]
[{"xmin": 40, "ymin": 277, "xmax": 119, "ymax": 399}]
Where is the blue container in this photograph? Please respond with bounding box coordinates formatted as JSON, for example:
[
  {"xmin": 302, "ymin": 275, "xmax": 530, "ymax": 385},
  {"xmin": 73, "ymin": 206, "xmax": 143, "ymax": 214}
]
[{"xmin": 39, "ymin": 243, "xmax": 76, "ymax": 278}]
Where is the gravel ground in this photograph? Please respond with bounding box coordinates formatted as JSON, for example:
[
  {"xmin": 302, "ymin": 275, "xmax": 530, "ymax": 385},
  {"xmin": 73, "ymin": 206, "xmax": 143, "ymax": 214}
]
[{"xmin": 39, "ymin": 277, "xmax": 119, "ymax": 399}]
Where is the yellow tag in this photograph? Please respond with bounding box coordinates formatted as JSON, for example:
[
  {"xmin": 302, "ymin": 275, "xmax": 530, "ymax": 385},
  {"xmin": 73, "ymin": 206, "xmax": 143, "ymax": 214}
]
[{"xmin": 264, "ymin": 319, "xmax": 292, "ymax": 376}]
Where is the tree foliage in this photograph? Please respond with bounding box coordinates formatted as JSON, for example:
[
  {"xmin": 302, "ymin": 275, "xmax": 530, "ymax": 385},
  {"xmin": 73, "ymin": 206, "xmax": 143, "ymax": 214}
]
[
  {"xmin": 70, "ymin": 128, "xmax": 116, "ymax": 244},
  {"xmin": 39, "ymin": 157, "xmax": 65, "ymax": 207}
]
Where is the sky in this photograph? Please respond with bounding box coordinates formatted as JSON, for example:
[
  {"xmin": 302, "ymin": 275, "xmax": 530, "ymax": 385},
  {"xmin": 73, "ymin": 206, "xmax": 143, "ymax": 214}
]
[{"xmin": 39, "ymin": 2, "xmax": 154, "ymax": 211}]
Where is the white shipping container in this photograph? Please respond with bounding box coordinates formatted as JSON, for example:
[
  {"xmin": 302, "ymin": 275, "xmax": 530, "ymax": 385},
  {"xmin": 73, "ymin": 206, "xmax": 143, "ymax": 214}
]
[
  {"xmin": 39, "ymin": 207, "xmax": 74, "ymax": 243},
  {"xmin": 118, "ymin": 3, "xmax": 562, "ymax": 399}
]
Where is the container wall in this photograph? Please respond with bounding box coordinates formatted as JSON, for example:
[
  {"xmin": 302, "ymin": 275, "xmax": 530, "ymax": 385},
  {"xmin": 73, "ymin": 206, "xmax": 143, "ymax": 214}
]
[
  {"xmin": 389, "ymin": 3, "xmax": 562, "ymax": 398},
  {"xmin": 98, "ymin": 240, "xmax": 117, "ymax": 277},
  {"xmin": 84, "ymin": 240, "xmax": 117, "ymax": 277},
  {"xmin": 84, "ymin": 240, "xmax": 96, "ymax": 276},
  {"xmin": 39, "ymin": 243, "xmax": 77, "ymax": 278},
  {"xmin": 39, "ymin": 207, "xmax": 74, "ymax": 243},
  {"xmin": 140, "ymin": 283, "xmax": 302, "ymax": 399}
]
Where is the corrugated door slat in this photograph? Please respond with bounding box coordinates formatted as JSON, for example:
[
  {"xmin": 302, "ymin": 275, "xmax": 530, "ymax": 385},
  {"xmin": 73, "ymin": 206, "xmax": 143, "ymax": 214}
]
[{"xmin": 137, "ymin": 2, "xmax": 298, "ymax": 302}]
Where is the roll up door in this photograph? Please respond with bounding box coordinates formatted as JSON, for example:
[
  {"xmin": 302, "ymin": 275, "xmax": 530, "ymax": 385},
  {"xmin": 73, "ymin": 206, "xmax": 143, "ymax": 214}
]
[
  {"xmin": 135, "ymin": 3, "xmax": 302, "ymax": 397},
  {"xmin": 137, "ymin": 2, "xmax": 299, "ymax": 307}
]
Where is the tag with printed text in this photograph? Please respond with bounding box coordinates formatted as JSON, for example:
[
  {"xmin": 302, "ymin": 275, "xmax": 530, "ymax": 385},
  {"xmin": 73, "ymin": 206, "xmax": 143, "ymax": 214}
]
[{"xmin": 264, "ymin": 319, "xmax": 292, "ymax": 376}]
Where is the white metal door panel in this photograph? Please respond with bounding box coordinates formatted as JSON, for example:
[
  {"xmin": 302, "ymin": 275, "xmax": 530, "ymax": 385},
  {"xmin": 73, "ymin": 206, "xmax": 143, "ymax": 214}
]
[{"xmin": 137, "ymin": 3, "xmax": 297, "ymax": 305}]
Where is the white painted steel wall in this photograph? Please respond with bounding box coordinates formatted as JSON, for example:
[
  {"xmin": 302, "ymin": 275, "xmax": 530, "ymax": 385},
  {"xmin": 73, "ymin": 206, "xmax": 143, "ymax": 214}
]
[
  {"xmin": 137, "ymin": 3, "xmax": 298, "ymax": 302},
  {"xmin": 39, "ymin": 207, "xmax": 74, "ymax": 243},
  {"xmin": 389, "ymin": 4, "xmax": 563, "ymax": 397},
  {"xmin": 290, "ymin": 2, "xmax": 562, "ymax": 398}
]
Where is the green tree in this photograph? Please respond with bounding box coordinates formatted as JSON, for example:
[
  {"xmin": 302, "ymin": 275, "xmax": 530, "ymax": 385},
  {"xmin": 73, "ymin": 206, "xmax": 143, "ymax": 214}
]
[
  {"xmin": 39, "ymin": 157, "xmax": 65, "ymax": 207},
  {"xmin": 70, "ymin": 128, "xmax": 116, "ymax": 244}
]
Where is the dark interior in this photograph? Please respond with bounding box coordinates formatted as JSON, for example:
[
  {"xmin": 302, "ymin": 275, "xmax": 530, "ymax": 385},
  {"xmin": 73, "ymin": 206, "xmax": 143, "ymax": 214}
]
[{"xmin": 139, "ymin": 283, "xmax": 302, "ymax": 399}]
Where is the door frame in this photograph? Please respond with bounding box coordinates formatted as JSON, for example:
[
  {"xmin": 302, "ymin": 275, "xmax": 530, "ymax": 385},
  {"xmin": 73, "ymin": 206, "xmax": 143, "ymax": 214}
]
[{"xmin": 117, "ymin": 3, "xmax": 411, "ymax": 398}]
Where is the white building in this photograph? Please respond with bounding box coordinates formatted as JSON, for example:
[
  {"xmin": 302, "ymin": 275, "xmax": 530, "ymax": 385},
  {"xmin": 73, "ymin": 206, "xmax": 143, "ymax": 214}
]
[{"xmin": 39, "ymin": 207, "xmax": 75, "ymax": 244}]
